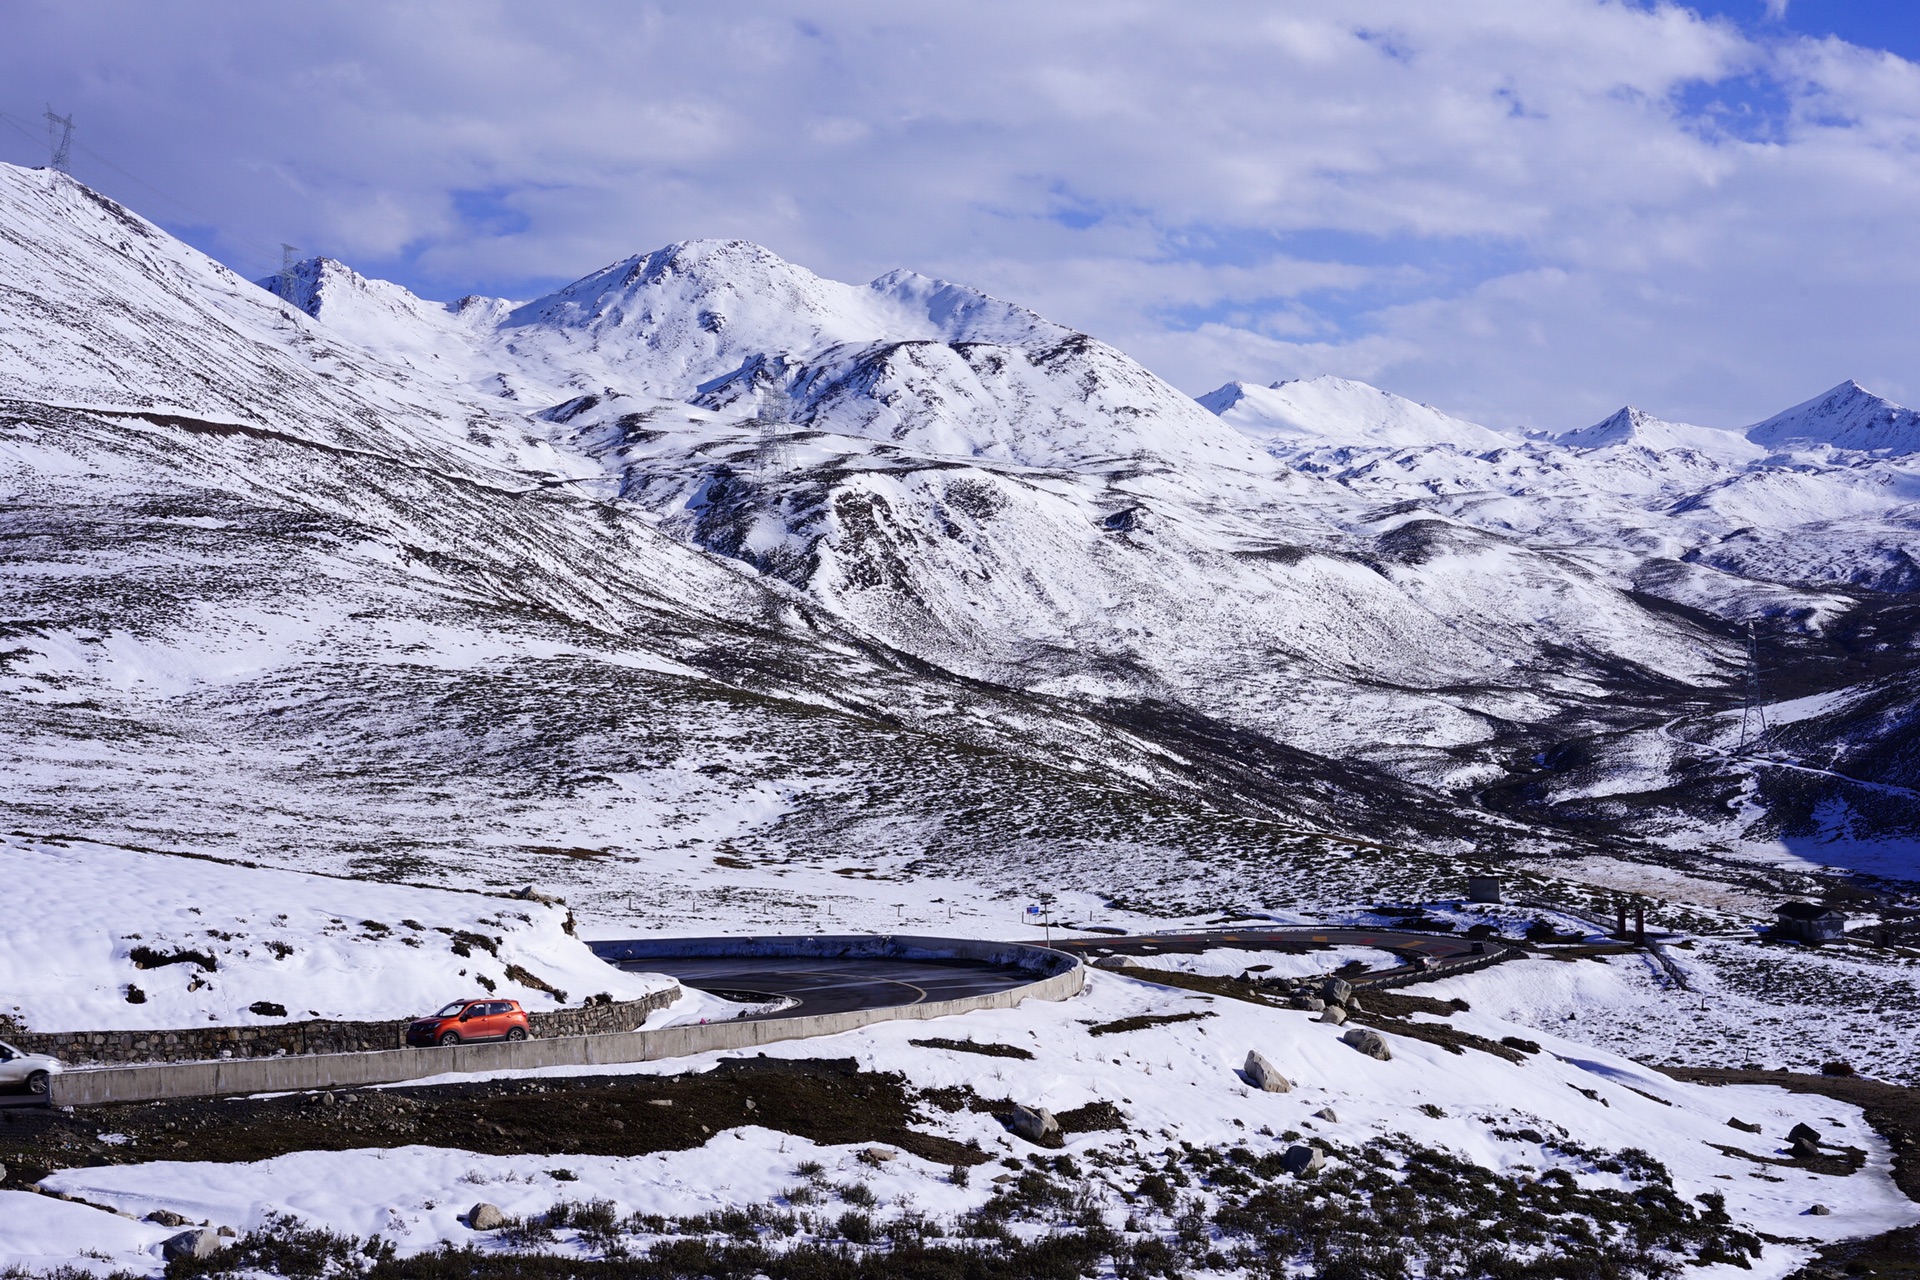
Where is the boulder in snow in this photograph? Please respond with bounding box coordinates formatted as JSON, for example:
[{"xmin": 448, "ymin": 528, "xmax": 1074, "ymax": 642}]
[
  {"xmin": 1320, "ymin": 977, "xmax": 1353, "ymax": 1005},
  {"xmin": 1244, "ymin": 1051, "xmax": 1292, "ymax": 1093},
  {"xmin": 1010, "ymin": 1104, "xmax": 1060, "ymax": 1144},
  {"xmin": 1317, "ymin": 1006, "xmax": 1348, "ymax": 1026},
  {"xmin": 1282, "ymin": 1144, "xmax": 1325, "ymax": 1175},
  {"xmin": 468, "ymin": 1203, "xmax": 507, "ymax": 1231},
  {"xmin": 162, "ymin": 1229, "xmax": 223, "ymax": 1261},
  {"xmin": 1342, "ymin": 1028, "xmax": 1391, "ymax": 1060},
  {"xmin": 1787, "ymin": 1122, "xmax": 1822, "ymax": 1147},
  {"xmin": 1727, "ymin": 1117, "xmax": 1761, "ymax": 1134},
  {"xmin": 1314, "ymin": 1107, "xmax": 1339, "ymax": 1122},
  {"xmin": 145, "ymin": 1209, "xmax": 189, "ymax": 1227}
]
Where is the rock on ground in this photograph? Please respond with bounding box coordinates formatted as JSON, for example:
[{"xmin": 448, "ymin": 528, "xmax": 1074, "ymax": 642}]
[
  {"xmin": 1010, "ymin": 1104, "xmax": 1060, "ymax": 1144},
  {"xmin": 1342, "ymin": 1028, "xmax": 1392, "ymax": 1060},
  {"xmin": 1283, "ymin": 1144, "xmax": 1325, "ymax": 1175},
  {"xmin": 468, "ymin": 1203, "xmax": 507, "ymax": 1231},
  {"xmin": 162, "ymin": 1229, "xmax": 222, "ymax": 1261},
  {"xmin": 1244, "ymin": 1050, "xmax": 1292, "ymax": 1093}
]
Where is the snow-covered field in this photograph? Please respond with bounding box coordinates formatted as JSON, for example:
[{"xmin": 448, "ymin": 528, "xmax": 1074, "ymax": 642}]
[
  {"xmin": 20, "ymin": 967, "xmax": 1915, "ymax": 1278},
  {"xmin": 1119, "ymin": 945, "xmax": 1397, "ymax": 980},
  {"xmin": 0, "ymin": 834, "xmax": 672, "ymax": 1030},
  {"xmin": 1418, "ymin": 943, "xmax": 1920, "ymax": 1085}
]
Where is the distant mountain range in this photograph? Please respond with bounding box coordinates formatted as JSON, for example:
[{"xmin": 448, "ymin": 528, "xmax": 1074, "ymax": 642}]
[{"xmin": 3, "ymin": 159, "xmax": 1917, "ymax": 899}]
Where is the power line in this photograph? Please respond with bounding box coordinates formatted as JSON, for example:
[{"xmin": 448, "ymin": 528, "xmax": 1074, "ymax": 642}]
[{"xmin": 0, "ymin": 107, "xmax": 297, "ymax": 277}]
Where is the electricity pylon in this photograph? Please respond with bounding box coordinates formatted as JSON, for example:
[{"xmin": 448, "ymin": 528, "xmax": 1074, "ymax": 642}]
[
  {"xmin": 44, "ymin": 107, "xmax": 74, "ymax": 173},
  {"xmin": 1737, "ymin": 619, "xmax": 1769, "ymax": 755},
  {"xmin": 755, "ymin": 382, "xmax": 794, "ymax": 475},
  {"xmin": 278, "ymin": 245, "xmax": 302, "ymax": 309}
]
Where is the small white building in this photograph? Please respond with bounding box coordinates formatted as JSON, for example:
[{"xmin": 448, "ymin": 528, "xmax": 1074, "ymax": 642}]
[{"xmin": 1773, "ymin": 902, "xmax": 1846, "ymax": 943}]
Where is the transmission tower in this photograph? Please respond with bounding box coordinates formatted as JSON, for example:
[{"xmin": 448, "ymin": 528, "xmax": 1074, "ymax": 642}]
[
  {"xmin": 1737, "ymin": 619, "xmax": 1769, "ymax": 755},
  {"xmin": 755, "ymin": 381, "xmax": 794, "ymax": 476},
  {"xmin": 43, "ymin": 107, "xmax": 74, "ymax": 174},
  {"xmin": 278, "ymin": 244, "xmax": 302, "ymax": 309}
]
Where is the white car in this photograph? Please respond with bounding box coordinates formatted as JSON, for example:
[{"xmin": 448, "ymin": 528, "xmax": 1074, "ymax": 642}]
[{"xmin": 0, "ymin": 1040, "xmax": 61, "ymax": 1096}]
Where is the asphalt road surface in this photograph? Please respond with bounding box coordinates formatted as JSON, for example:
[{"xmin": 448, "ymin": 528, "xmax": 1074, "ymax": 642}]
[
  {"xmin": 613, "ymin": 955, "xmax": 1040, "ymax": 1021},
  {"xmin": 619, "ymin": 927, "xmax": 1499, "ymax": 1022}
]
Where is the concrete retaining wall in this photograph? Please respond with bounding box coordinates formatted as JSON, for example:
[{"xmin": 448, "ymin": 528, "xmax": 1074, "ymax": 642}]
[
  {"xmin": 6, "ymin": 989, "xmax": 677, "ymax": 1067},
  {"xmin": 586, "ymin": 933, "xmax": 1081, "ymax": 975},
  {"xmin": 50, "ymin": 936, "xmax": 1083, "ymax": 1108}
]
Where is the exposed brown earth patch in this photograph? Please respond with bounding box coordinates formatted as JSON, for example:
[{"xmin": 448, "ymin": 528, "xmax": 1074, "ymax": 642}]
[{"xmin": 0, "ymin": 1056, "xmax": 994, "ymax": 1188}]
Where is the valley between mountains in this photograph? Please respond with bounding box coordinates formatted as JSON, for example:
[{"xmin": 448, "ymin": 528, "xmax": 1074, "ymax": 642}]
[{"xmin": 4, "ymin": 159, "xmax": 1920, "ymax": 1277}]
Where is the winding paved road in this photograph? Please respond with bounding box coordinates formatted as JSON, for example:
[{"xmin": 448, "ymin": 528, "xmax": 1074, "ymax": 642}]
[
  {"xmin": 606, "ymin": 954, "xmax": 1044, "ymax": 1021},
  {"xmin": 614, "ymin": 926, "xmax": 1505, "ymax": 1021}
]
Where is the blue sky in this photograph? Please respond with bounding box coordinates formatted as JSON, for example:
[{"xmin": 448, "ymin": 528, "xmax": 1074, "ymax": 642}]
[
  {"xmin": 3, "ymin": 1, "xmax": 1919, "ymax": 431},
  {"xmin": 1691, "ymin": 0, "xmax": 1920, "ymax": 59}
]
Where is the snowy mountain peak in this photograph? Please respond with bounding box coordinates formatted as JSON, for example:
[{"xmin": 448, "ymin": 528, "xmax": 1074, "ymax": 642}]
[
  {"xmin": 1745, "ymin": 379, "xmax": 1920, "ymax": 454},
  {"xmin": 1557, "ymin": 405, "xmax": 1764, "ymax": 462},
  {"xmin": 1200, "ymin": 375, "xmax": 1515, "ymax": 451},
  {"xmin": 864, "ymin": 268, "xmax": 1071, "ymax": 346}
]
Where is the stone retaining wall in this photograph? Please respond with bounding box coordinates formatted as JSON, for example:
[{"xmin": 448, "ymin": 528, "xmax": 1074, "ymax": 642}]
[
  {"xmin": 1357, "ymin": 944, "xmax": 1521, "ymax": 991},
  {"xmin": 51, "ymin": 936, "xmax": 1085, "ymax": 1107},
  {"xmin": 4, "ymin": 987, "xmax": 677, "ymax": 1066}
]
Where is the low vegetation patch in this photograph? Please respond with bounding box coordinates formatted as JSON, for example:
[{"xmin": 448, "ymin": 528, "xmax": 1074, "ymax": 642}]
[
  {"xmin": 127, "ymin": 945, "xmax": 217, "ymax": 972},
  {"xmin": 908, "ymin": 1037, "xmax": 1033, "ymax": 1059},
  {"xmin": 0, "ymin": 1058, "xmax": 987, "ymax": 1185},
  {"xmin": 1084, "ymin": 1010, "xmax": 1215, "ymax": 1036},
  {"xmin": 505, "ymin": 964, "xmax": 567, "ymax": 1003},
  {"xmin": 136, "ymin": 1133, "xmax": 1763, "ymax": 1280}
]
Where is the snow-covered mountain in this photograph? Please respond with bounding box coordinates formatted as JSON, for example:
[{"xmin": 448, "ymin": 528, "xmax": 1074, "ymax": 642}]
[
  {"xmin": 1557, "ymin": 405, "xmax": 1766, "ymax": 464},
  {"xmin": 1199, "ymin": 375, "xmax": 1516, "ymax": 451},
  {"xmin": 1746, "ymin": 379, "xmax": 1920, "ymax": 453},
  {"xmin": 285, "ymin": 240, "xmax": 1267, "ymax": 472},
  {"xmin": 4, "ymin": 158, "xmax": 1920, "ymax": 908}
]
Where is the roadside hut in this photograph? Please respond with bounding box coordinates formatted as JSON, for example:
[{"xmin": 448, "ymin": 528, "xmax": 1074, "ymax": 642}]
[{"xmin": 1772, "ymin": 902, "xmax": 1846, "ymax": 943}]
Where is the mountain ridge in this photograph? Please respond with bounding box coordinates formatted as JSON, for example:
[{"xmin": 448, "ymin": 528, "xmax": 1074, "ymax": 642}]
[{"xmin": 3, "ymin": 159, "xmax": 1918, "ymax": 888}]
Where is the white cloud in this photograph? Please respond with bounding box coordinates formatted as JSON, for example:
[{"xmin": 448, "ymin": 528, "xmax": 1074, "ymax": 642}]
[{"xmin": 3, "ymin": 0, "xmax": 1918, "ymax": 427}]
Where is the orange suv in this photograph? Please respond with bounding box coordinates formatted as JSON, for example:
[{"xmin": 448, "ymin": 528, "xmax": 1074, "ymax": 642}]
[{"xmin": 407, "ymin": 998, "xmax": 532, "ymax": 1047}]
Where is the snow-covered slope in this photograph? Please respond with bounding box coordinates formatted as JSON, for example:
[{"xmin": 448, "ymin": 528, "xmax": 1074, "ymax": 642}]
[
  {"xmin": 30, "ymin": 964, "xmax": 1919, "ymax": 1276},
  {"xmin": 1746, "ymin": 380, "xmax": 1920, "ymax": 453},
  {"xmin": 0, "ymin": 835, "xmax": 671, "ymax": 1030},
  {"xmin": 5, "ymin": 157, "xmax": 1920, "ymax": 913},
  {"xmin": 1558, "ymin": 405, "xmax": 1767, "ymax": 463},
  {"xmin": 1200, "ymin": 375, "xmax": 1517, "ymax": 451}
]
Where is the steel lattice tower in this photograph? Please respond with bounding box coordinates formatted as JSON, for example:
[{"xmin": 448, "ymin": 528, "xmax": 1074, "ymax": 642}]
[
  {"xmin": 1737, "ymin": 619, "xmax": 1769, "ymax": 754},
  {"xmin": 44, "ymin": 107, "xmax": 74, "ymax": 173},
  {"xmin": 755, "ymin": 381, "xmax": 794, "ymax": 476},
  {"xmin": 278, "ymin": 244, "xmax": 302, "ymax": 309}
]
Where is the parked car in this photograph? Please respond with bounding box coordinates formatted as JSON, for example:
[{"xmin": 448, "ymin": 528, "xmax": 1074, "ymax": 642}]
[
  {"xmin": 406, "ymin": 999, "xmax": 531, "ymax": 1047},
  {"xmin": 0, "ymin": 1040, "xmax": 62, "ymax": 1095}
]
